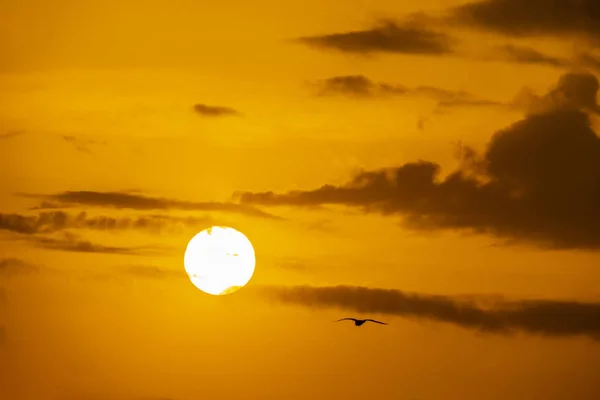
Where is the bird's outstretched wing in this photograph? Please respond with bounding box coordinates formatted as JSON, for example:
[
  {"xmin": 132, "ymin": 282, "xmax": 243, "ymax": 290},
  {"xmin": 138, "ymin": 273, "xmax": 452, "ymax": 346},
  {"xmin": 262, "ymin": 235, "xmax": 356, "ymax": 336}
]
[
  {"xmin": 334, "ymin": 318, "xmax": 358, "ymax": 322},
  {"xmin": 365, "ymin": 319, "xmax": 388, "ymax": 325}
]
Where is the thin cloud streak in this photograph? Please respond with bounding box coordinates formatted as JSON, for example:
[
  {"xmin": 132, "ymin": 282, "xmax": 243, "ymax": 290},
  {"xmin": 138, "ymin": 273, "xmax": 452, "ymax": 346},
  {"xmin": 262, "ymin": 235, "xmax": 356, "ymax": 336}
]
[
  {"xmin": 192, "ymin": 104, "xmax": 240, "ymax": 117},
  {"xmin": 32, "ymin": 235, "xmax": 151, "ymax": 255},
  {"xmin": 260, "ymin": 284, "xmax": 600, "ymax": 341},
  {"xmin": 20, "ymin": 191, "xmax": 281, "ymax": 220},
  {"xmin": 0, "ymin": 211, "xmax": 215, "ymax": 235},
  {"xmin": 495, "ymin": 44, "xmax": 569, "ymax": 67},
  {"xmin": 297, "ymin": 20, "xmax": 453, "ymax": 55},
  {"xmin": 0, "ymin": 130, "xmax": 25, "ymax": 140},
  {"xmin": 312, "ymin": 75, "xmax": 505, "ymax": 109},
  {"xmin": 125, "ymin": 265, "xmax": 186, "ymax": 279},
  {"xmin": 2, "ymin": 231, "xmax": 169, "ymax": 256}
]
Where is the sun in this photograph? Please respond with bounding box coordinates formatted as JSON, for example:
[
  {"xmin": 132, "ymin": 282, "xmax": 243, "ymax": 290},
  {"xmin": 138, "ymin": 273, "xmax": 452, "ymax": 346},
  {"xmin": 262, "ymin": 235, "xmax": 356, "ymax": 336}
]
[{"xmin": 183, "ymin": 226, "xmax": 256, "ymax": 295}]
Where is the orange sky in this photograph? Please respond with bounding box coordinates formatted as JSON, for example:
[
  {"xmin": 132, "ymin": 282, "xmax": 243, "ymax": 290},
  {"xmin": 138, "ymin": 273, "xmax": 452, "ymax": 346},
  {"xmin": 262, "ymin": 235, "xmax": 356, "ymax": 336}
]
[{"xmin": 2, "ymin": 1, "xmax": 600, "ymax": 399}]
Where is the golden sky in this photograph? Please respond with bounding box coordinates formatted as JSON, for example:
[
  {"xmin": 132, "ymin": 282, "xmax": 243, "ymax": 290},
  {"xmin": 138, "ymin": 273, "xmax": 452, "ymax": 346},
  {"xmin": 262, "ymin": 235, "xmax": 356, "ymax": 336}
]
[{"xmin": 2, "ymin": 1, "xmax": 600, "ymax": 399}]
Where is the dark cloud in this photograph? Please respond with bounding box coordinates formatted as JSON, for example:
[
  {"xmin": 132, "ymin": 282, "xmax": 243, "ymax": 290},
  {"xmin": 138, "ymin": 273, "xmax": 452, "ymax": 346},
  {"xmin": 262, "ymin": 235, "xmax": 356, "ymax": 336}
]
[
  {"xmin": 261, "ymin": 285, "xmax": 600, "ymax": 341},
  {"xmin": 313, "ymin": 75, "xmax": 404, "ymax": 97},
  {"xmin": 513, "ymin": 72, "xmax": 600, "ymax": 115},
  {"xmin": 0, "ymin": 211, "xmax": 80, "ymax": 234},
  {"xmin": 31, "ymin": 233, "xmax": 162, "ymax": 255},
  {"xmin": 313, "ymin": 75, "xmax": 504, "ymax": 109},
  {"xmin": 22, "ymin": 191, "xmax": 280, "ymax": 220},
  {"xmin": 0, "ymin": 258, "xmax": 39, "ymax": 276},
  {"xmin": 495, "ymin": 44, "xmax": 568, "ymax": 67},
  {"xmin": 192, "ymin": 104, "xmax": 240, "ymax": 117},
  {"xmin": 0, "ymin": 211, "xmax": 214, "ymax": 235},
  {"xmin": 297, "ymin": 20, "xmax": 453, "ymax": 55},
  {"xmin": 452, "ymin": 0, "xmax": 600, "ymax": 40},
  {"xmin": 240, "ymin": 72, "xmax": 600, "ymax": 250},
  {"xmin": 29, "ymin": 201, "xmax": 70, "ymax": 210},
  {"xmin": 578, "ymin": 52, "xmax": 600, "ymax": 70}
]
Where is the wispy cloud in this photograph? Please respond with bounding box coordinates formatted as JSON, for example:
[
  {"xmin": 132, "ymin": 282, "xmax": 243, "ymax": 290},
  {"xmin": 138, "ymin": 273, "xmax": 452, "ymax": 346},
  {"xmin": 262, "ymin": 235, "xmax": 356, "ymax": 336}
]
[
  {"xmin": 30, "ymin": 233, "xmax": 165, "ymax": 255},
  {"xmin": 278, "ymin": 258, "xmax": 308, "ymax": 272},
  {"xmin": 578, "ymin": 51, "xmax": 600, "ymax": 70},
  {"xmin": 0, "ymin": 211, "xmax": 215, "ymax": 235},
  {"xmin": 124, "ymin": 264, "xmax": 186, "ymax": 279},
  {"xmin": 494, "ymin": 44, "xmax": 569, "ymax": 67},
  {"xmin": 297, "ymin": 20, "xmax": 454, "ymax": 55},
  {"xmin": 0, "ymin": 258, "xmax": 39, "ymax": 277},
  {"xmin": 312, "ymin": 75, "xmax": 504, "ymax": 109},
  {"xmin": 62, "ymin": 135, "xmax": 106, "ymax": 154},
  {"xmin": 192, "ymin": 104, "xmax": 240, "ymax": 117},
  {"xmin": 29, "ymin": 201, "xmax": 71, "ymax": 210},
  {"xmin": 0, "ymin": 130, "xmax": 25, "ymax": 140},
  {"xmin": 261, "ymin": 285, "xmax": 600, "ymax": 341},
  {"xmin": 312, "ymin": 75, "xmax": 404, "ymax": 97},
  {"xmin": 21, "ymin": 191, "xmax": 281, "ymax": 220}
]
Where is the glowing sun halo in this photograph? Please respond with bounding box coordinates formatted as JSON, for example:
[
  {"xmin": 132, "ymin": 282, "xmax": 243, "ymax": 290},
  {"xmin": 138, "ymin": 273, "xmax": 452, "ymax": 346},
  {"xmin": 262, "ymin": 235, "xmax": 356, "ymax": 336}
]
[{"xmin": 184, "ymin": 226, "xmax": 256, "ymax": 295}]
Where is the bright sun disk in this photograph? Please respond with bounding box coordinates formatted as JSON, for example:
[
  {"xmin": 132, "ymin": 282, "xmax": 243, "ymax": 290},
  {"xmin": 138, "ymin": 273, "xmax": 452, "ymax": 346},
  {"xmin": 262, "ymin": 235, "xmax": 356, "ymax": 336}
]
[{"xmin": 183, "ymin": 226, "xmax": 256, "ymax": 295}]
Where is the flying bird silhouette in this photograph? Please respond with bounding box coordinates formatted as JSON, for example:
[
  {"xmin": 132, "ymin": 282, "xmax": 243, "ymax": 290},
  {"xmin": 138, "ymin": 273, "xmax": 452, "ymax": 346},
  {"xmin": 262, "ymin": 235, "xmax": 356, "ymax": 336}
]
[{"xmin": 334, "ymin": 318, "xmax": 388, "ymax": 326}]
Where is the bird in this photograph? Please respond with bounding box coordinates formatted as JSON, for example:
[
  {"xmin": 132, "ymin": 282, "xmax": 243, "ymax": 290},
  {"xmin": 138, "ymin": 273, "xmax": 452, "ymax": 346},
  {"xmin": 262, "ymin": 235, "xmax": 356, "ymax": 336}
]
[{"xmin": 334, "ymin": 318, "xmax": 388, "ymax": 326}]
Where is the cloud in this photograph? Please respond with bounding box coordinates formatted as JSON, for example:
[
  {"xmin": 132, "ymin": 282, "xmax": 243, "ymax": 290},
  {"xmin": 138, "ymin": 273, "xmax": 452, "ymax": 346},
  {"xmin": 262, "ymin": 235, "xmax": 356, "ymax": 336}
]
[
  {"xmin": 306, "ymin": 218, "xmax": 336, "ymax": 233},
  {"xmin": 0, "ymin": 130, "xmax": 25, "ymax": 140},
  {"xmin": 192, "ymin": 104, "xmax": 240, "ymax": 117},
  {"xmin": 0, "ymin": 258, "xmax": 39, "ymax": 276},
  {"xmin": 452, "ymin": 0, "xmax": 600, "ymax": 40},
  {"xmin": 513, "ymin": 72, "xmax": 600, "ymax": 115},
  {"xmin": 495, "ymin": 44, "xmax": 568, "ymax": 67},
  {"xmin": 62, "ymin": 135, "xmax": 107, "ymax": 154},
  {"xmin": 297, "ymin": 20, "xmax": 453, "ymax": 55},
  {"xmin": 300, "ymin": 20, "xmax": 579, "ymax": 70},
  {"xmin": 312, "ymin": 75, "xmax": 404, "ymax": 97},
  {"xmin": 0, "ymin": 211, "xmax": 215, "ymax": 235},
  {"xmin": 578, "ymin": 52, "xmax": 600, "ymax": 70},
  {"xmin": 30, "ymin": 233, "xmax": 162, "ymax": 255},
  {"xmin": 63, "ymin": 135, "xmax": 91, "ymax": 154},
  {"xmin": 313, "ymin": 75, "xmax": 504, "ymax": 108},
  {"xmin": 125, "ymin": 265, "xmax": 185, "ymax": 279},
  {"xmin": 261, "ymin": 284, "xmax": 600, "ymax": 341},
  {"xmin": 239, "ymin": 72, "xmax": 600, "ymax": 250},
  {"xmin": 29, "ymin": 201, "xmax": 70, "ymax": 210},
  {"xmin": 22, "ymin": 191, "xmax": 280, "ymax": 220},
  {"xmin": 73, "ymin": 264, "xmax": 187, "ymax": 284},
  {"xmin": 278, "ymin": 258, "xmax": 308, "ymax": 272},
  {"xmin": 434, "ymin": 98, "xmax": 508, "ymax": 110}
]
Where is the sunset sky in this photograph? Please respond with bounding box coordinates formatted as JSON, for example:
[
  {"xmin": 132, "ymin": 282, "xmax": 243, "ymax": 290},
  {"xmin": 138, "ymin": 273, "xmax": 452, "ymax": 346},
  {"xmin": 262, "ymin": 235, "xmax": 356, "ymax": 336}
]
[{"xmin": 2, "ymin": 1, "xmax": 600, "ymax": 399}]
